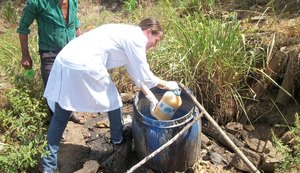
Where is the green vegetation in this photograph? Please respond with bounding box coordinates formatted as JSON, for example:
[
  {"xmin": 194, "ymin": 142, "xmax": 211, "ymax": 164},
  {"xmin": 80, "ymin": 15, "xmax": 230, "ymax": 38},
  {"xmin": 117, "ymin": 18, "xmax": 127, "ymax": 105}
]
[
  {"xmin": 124, "ymin": 0, "xmax": 138, "ymax": 13},
  {"xmin": 1, "ymin": 0, "xmax": 18, "ymax": 24},
  {"xmin": 0, "ymin": 29, "xmax": 48, "ymax": 172},
  {"xmin": 145, "ymin": 1, "xmax": 260, "ymax": 123},
  {"xmin": 0, "ymin": 0, "xmax": 299, "ymax": 172},
  {"xmin": 273, "ymin": 113, "xmax": 300, "ymax": 172}
]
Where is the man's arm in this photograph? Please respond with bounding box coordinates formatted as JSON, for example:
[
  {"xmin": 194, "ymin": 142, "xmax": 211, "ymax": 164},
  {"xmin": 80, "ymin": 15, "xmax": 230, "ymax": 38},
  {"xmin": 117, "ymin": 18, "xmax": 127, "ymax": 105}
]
[{"xmin": 19, "ymin": 33, "xmax": 32, "ymax": 69}]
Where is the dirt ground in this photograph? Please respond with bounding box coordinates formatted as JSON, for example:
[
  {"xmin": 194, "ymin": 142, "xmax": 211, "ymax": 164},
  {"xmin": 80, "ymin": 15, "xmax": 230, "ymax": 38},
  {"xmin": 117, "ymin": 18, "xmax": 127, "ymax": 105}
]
[
  {"xmin": 55, "ymin": 95, "xmax": 300, "ymax": 173},
  {"xmin": 50, "ymin": 96, "xmax": 300, "ymax": 173}
]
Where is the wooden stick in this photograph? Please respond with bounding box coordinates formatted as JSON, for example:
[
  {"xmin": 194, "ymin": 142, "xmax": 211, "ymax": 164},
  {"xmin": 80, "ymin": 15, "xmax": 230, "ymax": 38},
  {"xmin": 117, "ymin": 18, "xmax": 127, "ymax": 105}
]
[{"xmin": 178, "ymin": 83, "xmax": 260, "ymax": 173}]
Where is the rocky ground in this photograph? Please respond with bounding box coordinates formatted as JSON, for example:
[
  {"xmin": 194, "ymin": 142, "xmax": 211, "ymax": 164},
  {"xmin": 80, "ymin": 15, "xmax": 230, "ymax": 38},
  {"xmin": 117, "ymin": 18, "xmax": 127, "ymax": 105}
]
[
  {"xmin": 49, "ymin": 101, "xmax": 298, "ymax": 173},
  {"xmin": 41, "ymin": 89, "xmax": 300, "ymax": 173}
]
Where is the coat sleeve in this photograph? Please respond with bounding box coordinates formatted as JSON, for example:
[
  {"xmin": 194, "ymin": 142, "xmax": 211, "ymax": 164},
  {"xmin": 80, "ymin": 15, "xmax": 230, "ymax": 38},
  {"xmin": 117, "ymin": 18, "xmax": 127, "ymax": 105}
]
[{"xmin": 123, "ymin": 35, "xmax": 159, "ymax": 89}]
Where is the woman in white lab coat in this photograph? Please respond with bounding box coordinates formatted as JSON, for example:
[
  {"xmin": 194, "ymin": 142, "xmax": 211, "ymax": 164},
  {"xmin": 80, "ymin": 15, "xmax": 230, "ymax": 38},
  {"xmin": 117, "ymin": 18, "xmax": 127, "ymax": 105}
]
[{"xmin": 41, "ymin": 18, "xmax": 179, "ymax": 172}]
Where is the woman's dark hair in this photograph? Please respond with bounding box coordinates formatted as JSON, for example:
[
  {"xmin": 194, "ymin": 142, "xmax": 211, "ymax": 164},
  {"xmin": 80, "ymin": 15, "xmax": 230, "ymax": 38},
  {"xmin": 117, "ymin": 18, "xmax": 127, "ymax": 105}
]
[{"xmin": 139, "ymin": 18, "xmax": 163, "ymax": 35}]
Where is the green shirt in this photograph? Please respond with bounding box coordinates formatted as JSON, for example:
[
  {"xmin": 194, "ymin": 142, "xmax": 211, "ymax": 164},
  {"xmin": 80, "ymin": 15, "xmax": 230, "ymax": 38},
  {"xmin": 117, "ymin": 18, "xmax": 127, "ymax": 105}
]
[{"xmin": 17, "ymin": 0, "xmax": 80, "ymax": 51}]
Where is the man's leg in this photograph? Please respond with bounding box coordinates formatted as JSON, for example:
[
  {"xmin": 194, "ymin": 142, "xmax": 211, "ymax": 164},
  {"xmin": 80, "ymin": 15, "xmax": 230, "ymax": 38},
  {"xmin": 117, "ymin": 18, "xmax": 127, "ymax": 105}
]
[
  {"xmin": 107, "ymin": 108, "xmax": 123, "ymax": 144},
  {"xmin": 42, "ymin": 103, "xmax": 72, "ymax": 172},
  {"xmin": 40, "ymin": 53, "xmax": 56, "ymax": 117},
  {"xmin": 40, "ymin": 53, "xmax": 54, "ymax": 89}
]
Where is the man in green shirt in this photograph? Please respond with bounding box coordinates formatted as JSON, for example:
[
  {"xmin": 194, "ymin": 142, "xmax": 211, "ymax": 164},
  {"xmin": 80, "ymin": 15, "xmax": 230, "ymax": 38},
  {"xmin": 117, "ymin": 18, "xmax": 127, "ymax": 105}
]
[{"xmin": 17, "ymin": 0, "xmax": 84, "ymax": 124}]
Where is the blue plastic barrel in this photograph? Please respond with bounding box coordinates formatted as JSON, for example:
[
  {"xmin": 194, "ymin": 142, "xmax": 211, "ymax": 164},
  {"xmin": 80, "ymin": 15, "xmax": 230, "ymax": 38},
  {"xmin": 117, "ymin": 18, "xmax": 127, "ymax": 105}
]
[{"xmin": 132, "ymin": 87, "xmax": 202, "ymax": 172}]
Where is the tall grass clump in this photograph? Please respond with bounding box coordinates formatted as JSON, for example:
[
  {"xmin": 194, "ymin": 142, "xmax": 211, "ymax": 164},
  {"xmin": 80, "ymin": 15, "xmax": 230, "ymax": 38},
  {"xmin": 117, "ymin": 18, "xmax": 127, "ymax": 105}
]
[
  {"xmin": 150, "ymin": 12, "xmax": 258, "ymax": 124},
  {"xmin": 0, "ymin": 29, "xmax": 48, "ymax": 172},
  {"xmin": 1, "ymin": 0, "xmax": 18, "ymax": 24},
  {"xmin": 171, "ymin": 0, "xmax": 218, "ymax": 12},
  {"xmin": 0, "ymin": 0, "xmax": 26, "ymax": 25}
]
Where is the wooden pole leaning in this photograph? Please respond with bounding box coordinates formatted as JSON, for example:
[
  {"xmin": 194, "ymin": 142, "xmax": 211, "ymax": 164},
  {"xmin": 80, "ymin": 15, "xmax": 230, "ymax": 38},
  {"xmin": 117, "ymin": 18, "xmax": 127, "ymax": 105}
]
[{"xmin": 178, "ymin": 83, "xmax": 260, "ymax": 173}]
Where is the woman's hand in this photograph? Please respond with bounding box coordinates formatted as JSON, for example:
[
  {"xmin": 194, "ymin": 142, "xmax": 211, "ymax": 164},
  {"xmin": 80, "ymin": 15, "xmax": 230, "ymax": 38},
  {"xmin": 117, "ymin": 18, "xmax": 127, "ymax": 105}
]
[
  {"xmin": 149, "ymin": 96, "xmax": 158, "ymax": 115},
  {"xmin": 140, "ymin": 84, "xmax": 158, "ymax": 115}
]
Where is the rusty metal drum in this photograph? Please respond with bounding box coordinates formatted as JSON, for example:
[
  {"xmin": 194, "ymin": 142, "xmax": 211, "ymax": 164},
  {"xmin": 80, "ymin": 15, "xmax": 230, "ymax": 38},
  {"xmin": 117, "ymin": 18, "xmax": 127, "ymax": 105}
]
[{"xmin": 132, "ymin": 87, "xmax": 202, "ymax": 172}]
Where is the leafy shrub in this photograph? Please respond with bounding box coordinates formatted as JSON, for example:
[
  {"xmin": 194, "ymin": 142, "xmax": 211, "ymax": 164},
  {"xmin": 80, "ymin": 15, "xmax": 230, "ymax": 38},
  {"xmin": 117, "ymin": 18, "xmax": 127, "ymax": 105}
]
[
  {"xmin": 0, "ymin": 88, "xmax": 48, "ymax": 173},
  {"xmin": 0, "ymin": 28, "xmax": 48, "ymax": 172},
  {"xmin": 273, "ymin": 113, "xmax": 300, "ymax": 172}
]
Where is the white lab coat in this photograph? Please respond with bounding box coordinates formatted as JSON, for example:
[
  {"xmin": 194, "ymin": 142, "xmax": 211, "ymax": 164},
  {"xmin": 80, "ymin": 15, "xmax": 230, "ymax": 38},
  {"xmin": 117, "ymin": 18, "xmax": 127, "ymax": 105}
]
[{"xmin": 44, "ymin": 24, "xmax": 159, "ymax": 113}]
